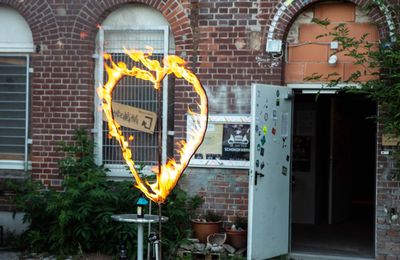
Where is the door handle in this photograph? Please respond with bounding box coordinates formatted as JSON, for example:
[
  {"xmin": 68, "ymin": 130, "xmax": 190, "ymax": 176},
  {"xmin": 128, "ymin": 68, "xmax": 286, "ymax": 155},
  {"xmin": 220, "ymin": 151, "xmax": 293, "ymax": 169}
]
[{"xmin": 254, "ymin": 171, "xmax": 265, "ymax": 186}]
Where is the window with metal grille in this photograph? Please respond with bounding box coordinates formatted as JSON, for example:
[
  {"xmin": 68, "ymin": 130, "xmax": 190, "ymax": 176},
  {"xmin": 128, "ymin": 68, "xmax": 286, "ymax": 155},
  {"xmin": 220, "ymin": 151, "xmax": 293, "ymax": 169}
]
[
  {"xmin": 102, "ymin": 52, "xmax": 163, "ymax": 165},
  {"xmin": 0, "ymin": 55, "xmax": 30, "ymax": 170},
  {"xmin": 0, "ymin": 6, "xmax": 33, "ymax": 171},
  {"xmin": 95, "ymin": 26, "xmax": 172, "ymax": 177}
]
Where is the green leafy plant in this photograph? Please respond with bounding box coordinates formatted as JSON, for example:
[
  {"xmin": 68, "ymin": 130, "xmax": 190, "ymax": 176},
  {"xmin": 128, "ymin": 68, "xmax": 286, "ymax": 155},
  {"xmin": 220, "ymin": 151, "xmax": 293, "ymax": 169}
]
[
  {"xmin": 203, "ymin": 211, "xmax": 223, "ymax": 222},
  {"xmin": 157, "ymin": 188, "xmax": 203, "ymax": 258},
  {"xmin": 7, "ymin": 129, "xmax": 202, "ymax": 258},
  {"xmin": 7, "ymin": 129, "xmax": 140, "ymax": 257},
  {"xmin": 232, "ymin": 215, "xmax": 247, "ymax": 230},
  {"xmin": 306, "ymin": 2, "xmax": 400, "ymax": 178}
]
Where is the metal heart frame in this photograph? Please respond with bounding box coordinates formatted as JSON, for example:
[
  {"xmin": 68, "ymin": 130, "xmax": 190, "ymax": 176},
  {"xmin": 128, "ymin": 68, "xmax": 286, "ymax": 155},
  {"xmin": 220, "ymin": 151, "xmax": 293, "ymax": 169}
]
[{"xmin": 97, "ymin": 49, "xmax": 208, "ymax": 203}]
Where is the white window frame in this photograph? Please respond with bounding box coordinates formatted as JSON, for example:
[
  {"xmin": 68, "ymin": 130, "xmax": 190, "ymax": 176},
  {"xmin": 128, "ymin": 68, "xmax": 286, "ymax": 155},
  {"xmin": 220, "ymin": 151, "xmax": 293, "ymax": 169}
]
[
  {"xmin": 94, "ymin": 25, "xmax": 170, "ymax": 178},
  {"xmin": 0, "ymin": 54, "xmax": 31, "ymax": 171}
]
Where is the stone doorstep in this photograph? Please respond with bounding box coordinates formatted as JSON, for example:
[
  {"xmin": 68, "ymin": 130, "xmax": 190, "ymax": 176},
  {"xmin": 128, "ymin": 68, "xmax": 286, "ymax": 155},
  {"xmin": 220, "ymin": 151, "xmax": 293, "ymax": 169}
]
[{"xmin": 290, "ymin": 252, "xmax": 374, "ymax": 260}]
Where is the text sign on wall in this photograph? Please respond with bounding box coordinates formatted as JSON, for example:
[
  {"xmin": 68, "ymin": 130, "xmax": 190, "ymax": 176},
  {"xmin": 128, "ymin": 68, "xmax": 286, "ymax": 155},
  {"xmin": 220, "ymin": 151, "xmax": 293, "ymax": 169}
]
[
  {"xmin": 220, "ymin": 124, "xmax": 250, "ymax": 160},
  {"xmin": 103, "ymin": 102, "xmax": 157, "ymax": 134},
  {"xmin": 382, "ymin": 134, "xmax": 400, "ymax": 146}
]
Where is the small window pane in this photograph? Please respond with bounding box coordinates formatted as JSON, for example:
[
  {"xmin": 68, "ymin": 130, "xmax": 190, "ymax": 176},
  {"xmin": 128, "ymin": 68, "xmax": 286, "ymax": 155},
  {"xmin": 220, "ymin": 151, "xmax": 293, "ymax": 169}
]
[{"xmin": 104, "ymin": 30, "xmax": 164, "ymax": 53}]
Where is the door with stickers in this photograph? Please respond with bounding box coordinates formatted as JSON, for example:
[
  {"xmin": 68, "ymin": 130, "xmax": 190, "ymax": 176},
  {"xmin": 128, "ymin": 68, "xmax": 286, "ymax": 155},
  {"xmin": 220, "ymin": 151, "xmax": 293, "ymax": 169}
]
[{"xmin": 247, "ymin": 84, "xmax": 293, "ymax": 260}]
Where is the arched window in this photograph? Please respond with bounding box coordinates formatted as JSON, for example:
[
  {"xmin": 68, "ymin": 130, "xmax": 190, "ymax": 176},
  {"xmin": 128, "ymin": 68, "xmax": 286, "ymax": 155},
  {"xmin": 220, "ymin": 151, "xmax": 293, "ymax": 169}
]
[
  {"xmin": 0, "ymin": 5, "xmax": 34, "ymax": 170},
  {"xmin": 94, "ymin": 4, "xmax": 175, "ymax": 177}
]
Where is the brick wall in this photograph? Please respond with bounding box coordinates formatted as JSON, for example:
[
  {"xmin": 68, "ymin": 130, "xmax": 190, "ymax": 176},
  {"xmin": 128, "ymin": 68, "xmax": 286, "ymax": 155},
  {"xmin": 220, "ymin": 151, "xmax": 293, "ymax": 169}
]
[
  {"xmin": 179, "ymin": 168, "xmax": 248, "ymax": 225},
  {"xmin": 281, "ymin": 2, "xmax": 400, "ymax": 259},
  {"xmin": 0, "ymin": 0, "xmax": 398, "ymax": 258},
  {"xmin": 376, "ymin": 106, "xmax": 400, "ymax": 260},
  {"xmin": 285, "ymin": 3, "xmax": 380, "ymax": 83}
]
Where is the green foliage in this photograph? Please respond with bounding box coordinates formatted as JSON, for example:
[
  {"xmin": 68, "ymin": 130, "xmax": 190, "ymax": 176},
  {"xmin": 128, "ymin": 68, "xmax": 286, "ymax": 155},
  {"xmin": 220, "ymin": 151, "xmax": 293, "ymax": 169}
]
[
  {"xmin": 7, "ymin": 129, "xmax": 202, "ymax": 258},
  {"xmin": 233, "ymin": 215, "xmax": 248, "ymax": 230},
  {"xmin": 308, "ymin": 2, "xmax": 400, "ymax": 177},
  {"xmin": 311, "ymin": 17, "xmax": 330, "ymax": 27},
  {"xmin": 203, "ymin": 211, "xmax": 223, "ymax": 222},
  {"xmin": 309, "ymin": 4, "xmax": 400, "ymax": 136},
  {"xmin": 157, "ymin": 188, "xmax": 203, "ymax": 258}
]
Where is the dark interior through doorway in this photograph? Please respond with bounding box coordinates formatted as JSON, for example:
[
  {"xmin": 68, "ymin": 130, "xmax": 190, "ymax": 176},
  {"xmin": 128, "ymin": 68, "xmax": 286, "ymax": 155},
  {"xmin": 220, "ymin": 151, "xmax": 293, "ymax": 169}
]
[{"xmin": 291, "ymin": 93, "xmax": 376, "ymax": 258}]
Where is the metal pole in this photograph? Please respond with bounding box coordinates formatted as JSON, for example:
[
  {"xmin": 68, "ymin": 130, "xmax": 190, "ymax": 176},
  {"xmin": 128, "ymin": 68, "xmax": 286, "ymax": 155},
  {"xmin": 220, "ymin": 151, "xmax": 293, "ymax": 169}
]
[
  {"xmin": 95, "ymin": 27, "xmax": 104, "ymax": 165},
  {"xmin": 24, "ymin": 55, "xmax": 29, "ymax": 171},
  {"xmin": 156, "ymin": 81, "xmax": 162, "ymax": 260},
  {"xmin": 158, "ymin": 203, "xmax": 162, "ymax": 259},
  {"xmin": 154, "ymin": 239, "xmax": 160, "ymax": 260},
  {"xmin": 147, "ymin": 202, "xmax": 152, "ymax": 260},
  {"xmin": 137, "ymin": 223, "xmax": 144, "ymax": 260}
]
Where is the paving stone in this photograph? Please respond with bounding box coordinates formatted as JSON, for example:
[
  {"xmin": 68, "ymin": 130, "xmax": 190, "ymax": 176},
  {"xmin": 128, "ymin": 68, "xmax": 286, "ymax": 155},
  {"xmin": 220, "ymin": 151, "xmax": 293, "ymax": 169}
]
[
  {"xmin": 235, "ymin": 247, "xmax": 246, "ymax": 256},
  {"xmin": 187, "ymin": 238, "xmax": 200, "ymax": 243},
  {"xmin": 222, "ymin": 244, "xmax": 236, "ymax": 254},
  {"xmin": 194, "ymin": 242, "xmax": 206, "ymax": 252},
  {"xmin": 180, "ymin": 243, "xmax": 194, "ymax": 251}
]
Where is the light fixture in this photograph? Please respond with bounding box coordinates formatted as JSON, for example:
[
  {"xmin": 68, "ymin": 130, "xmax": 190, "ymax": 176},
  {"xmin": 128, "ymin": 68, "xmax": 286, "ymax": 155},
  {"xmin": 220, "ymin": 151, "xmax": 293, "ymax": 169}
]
[
  {"xmin": 136, "ymin": 196, "xmax": 148, "ymax": 218},
  {"xmin": 328, "ymin": 54, "xmax": 338, "ymax": 66}
]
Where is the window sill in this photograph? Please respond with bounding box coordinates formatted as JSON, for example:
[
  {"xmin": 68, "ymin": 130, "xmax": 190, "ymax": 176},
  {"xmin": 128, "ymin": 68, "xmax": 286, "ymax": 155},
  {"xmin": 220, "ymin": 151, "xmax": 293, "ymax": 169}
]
[
  {"xmin": 104, "ymin": 164, "xmax": 154, "ymax": 180},
  {"xmin": 0, "ymin": 160, "xmax": 32, "ymax": 171}
]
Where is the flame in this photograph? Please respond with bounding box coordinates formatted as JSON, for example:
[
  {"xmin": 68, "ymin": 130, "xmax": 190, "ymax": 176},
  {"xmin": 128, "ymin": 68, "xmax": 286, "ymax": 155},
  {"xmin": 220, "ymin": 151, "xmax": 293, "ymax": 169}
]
[{"xmin": 97, "ymin": 48, "xmax": 208, "ymax": 203}]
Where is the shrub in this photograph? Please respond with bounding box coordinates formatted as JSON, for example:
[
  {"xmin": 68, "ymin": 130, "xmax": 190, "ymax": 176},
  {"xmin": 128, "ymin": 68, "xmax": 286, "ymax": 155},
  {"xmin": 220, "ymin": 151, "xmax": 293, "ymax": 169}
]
[{"xmin": 7, "ymin": 129, "xmax": 201, "ymax": 258}]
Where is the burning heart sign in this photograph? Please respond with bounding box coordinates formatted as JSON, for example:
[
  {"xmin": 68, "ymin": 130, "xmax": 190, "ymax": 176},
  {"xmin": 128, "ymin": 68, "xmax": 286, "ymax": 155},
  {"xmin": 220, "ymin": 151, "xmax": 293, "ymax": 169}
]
[{"xmin": 97, "ymin": 49, "xmax": 208, "ymax": 203}]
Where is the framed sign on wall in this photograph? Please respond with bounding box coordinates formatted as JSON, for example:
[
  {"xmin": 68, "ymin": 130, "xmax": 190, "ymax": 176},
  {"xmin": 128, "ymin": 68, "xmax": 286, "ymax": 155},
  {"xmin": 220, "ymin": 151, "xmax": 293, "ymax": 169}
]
[{"xmin": 187, "ymin": 114, "xmax": 251, "ymax": 169}]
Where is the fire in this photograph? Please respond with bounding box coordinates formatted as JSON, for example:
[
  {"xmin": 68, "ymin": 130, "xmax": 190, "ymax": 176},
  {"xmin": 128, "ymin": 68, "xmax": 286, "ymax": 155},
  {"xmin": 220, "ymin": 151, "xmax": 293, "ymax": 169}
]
[{"xmin": 97, "ymin": 48, "xmax": 208, "ymax": 203}]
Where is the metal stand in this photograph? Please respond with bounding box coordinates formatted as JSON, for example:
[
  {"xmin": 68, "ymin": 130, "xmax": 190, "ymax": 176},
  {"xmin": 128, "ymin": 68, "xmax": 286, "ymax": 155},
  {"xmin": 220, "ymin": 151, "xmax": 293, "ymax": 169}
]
[
  {"xmin": 148, "ymin": 232, "xmax": 161, "ymax": 260},
  {"xmin": 138, "ymin": 223, "xmax": 144, "ymax": 259},
  {"xmin": 111, "ymin": 214, "xmax": 168, "ymax": 260}
]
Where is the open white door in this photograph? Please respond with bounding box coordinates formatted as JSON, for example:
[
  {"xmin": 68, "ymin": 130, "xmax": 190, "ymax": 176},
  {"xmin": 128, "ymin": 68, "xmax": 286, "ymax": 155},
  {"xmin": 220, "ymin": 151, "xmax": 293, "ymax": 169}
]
[{"xmin": 248, "ymin": 84, "xmax": 293, "ymax": 260}]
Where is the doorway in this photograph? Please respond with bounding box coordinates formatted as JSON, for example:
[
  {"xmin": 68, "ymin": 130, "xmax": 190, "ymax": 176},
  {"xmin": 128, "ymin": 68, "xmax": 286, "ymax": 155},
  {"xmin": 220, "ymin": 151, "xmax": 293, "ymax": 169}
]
[{"xmin": 291, "ymin": 92, "xmax": 376, "ymax": 258}]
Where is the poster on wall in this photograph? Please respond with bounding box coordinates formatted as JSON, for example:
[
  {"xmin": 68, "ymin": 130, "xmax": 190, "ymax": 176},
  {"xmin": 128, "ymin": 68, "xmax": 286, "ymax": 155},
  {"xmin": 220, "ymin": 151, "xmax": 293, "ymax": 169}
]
[
  {"xmin": 188, "ymin": 115, "xmax": 251, "ymax": 168},
  {"xmin": 221, "ymin": 124, "xmax": 250, "ymax": 161},
  {"xmin": 194, "ymin": 123, "xmax": 224, "ymax": 160}
]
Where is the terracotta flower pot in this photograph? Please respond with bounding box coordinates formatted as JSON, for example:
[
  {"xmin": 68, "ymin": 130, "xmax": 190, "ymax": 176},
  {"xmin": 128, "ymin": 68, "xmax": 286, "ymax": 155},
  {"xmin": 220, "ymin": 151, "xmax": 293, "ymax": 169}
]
[
  {"xmin": 191, "ymin": 220, "xmax": 222, "ymax": 243},
  {"xmin": 225, "ymin": 228, "xmax": 247, "ymax": 249}
]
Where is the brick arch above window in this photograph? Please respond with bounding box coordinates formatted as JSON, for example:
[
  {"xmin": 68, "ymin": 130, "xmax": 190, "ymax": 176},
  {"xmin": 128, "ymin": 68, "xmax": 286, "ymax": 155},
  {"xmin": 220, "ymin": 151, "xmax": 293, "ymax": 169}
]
[
  {"xmin": 71, "ymin": 0, "xmax": 193, "ymax": 53},
  {"xmin": 266, "ymin": 0, "xmax": 393, "ymax": 43},
  {"xmin": 0, "ymin": 1, "xmax": 60, "ymax": 45}
]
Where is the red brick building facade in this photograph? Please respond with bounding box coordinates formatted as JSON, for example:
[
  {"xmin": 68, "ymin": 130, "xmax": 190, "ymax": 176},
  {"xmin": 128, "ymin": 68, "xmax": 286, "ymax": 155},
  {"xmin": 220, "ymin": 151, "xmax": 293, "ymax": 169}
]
[{"xmin": 0, "ymin": 0, "xmax": 399, "ymax": 259}]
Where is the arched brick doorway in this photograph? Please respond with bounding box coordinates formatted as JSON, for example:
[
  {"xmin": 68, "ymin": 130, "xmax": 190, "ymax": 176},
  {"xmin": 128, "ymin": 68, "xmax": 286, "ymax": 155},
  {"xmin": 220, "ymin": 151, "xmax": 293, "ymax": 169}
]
[
  {"xmin": 284, "ymin": 2, "xmax": 378, "ymax": 258},
  {"xmin": 284, "ymin": 2, "xmax": 380, "ymax": 85}
]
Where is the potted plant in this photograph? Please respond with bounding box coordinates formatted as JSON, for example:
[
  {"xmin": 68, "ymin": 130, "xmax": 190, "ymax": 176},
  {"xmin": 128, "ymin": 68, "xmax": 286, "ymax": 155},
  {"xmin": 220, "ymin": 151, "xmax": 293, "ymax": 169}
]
[
  {"xmin": 225, "ymin": 215, "xmax": 247, "ymax": 249},
  {"xmin": 191, "ymin": 211, "xmax": 223, "ymax": 243}
]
